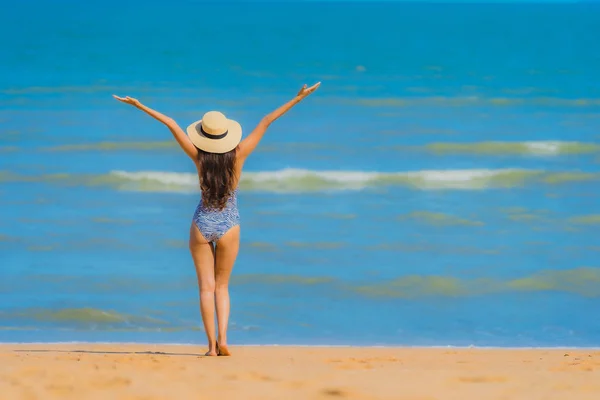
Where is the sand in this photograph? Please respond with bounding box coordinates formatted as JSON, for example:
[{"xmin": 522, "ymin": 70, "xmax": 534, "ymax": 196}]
[{"xmin": 1, "ymin": 344, "xmax": 599, "ymax": 400}]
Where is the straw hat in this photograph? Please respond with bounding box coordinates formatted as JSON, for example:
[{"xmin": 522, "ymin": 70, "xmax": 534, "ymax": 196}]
[{"xmin": 186, "ymin": 111, "xmax": 242, "ymax": 154}]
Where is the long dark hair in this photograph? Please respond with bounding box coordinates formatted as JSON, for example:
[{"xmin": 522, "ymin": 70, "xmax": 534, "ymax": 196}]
[{"xmin": 197, "ymin": 147, "xmax": 237, "ymax": 210}]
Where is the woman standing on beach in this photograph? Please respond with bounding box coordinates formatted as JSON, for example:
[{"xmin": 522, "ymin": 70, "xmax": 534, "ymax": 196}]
[{"xmin": 113, "ymin": 82, "xmax": 320, "ymax": 356}]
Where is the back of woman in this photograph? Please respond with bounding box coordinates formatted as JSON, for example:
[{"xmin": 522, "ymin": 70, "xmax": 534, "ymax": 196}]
[
  {"xmin": 194, "ymin": 146, "xmax": 240, "ymax": 244},
  {"xmin": 113, "ymin": 82, "xmax": 320, "ymax": 356}
]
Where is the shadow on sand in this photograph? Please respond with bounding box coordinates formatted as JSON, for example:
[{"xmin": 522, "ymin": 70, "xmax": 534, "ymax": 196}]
[{"xmin": 13, "ymin": 349, "xmax": 202, "ymax": 357}]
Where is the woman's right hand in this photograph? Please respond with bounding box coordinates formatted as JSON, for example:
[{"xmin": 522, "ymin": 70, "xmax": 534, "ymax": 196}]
[
  {"xmin": 113, "ymin": 95, "xmax": 141, "ymax": 107},
  {"xmin": 297, "ymin": 82, "xmax": 321, "ymax": 99}
]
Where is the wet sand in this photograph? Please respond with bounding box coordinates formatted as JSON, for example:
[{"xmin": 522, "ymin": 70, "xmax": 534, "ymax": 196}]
[{"xmin": 1, "ymin": 344, "xmax": 599, "ymax": 399}]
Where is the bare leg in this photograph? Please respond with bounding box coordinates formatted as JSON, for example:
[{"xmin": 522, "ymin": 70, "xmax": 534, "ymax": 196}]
[
  {"xmin": 214, "ymin": 225, "xmax": 240, "ymax": 355},
  {"xmin": 189, "ymin": 222, "xmax": 218, "ymax": 356}
]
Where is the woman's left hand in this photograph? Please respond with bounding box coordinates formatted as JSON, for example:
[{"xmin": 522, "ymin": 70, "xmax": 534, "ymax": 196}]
[
  {"xmin": 297, "ymin": 82, "xmax": 321, "ymax": 99},
  {"xmin": 113, "ymin": 95, "xmax": 141, "ymax": 107}
]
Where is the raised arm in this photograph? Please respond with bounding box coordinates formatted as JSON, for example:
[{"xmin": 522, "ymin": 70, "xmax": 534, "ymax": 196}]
[
  {"xmin": 237, "ymin": 82, "xmax": 320, "ymax": 160},
  {"xmin": 113, "ymin": 95, "xmax": 198, "ymax": 160}
]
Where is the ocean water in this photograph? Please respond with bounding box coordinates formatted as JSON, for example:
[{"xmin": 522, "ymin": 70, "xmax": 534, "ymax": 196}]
[{"xmin": 1, "ymin": 1, "xmax": 600, "ymax": 347}]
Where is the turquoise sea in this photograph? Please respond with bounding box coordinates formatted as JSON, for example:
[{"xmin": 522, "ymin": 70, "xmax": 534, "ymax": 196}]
[{"xmin": 1, "ymin": 0, "xmax": 600, "ymax": 346}]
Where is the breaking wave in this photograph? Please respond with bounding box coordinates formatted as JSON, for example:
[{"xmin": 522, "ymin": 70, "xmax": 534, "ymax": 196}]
[
  {"xmin": 22, "ymin": 140, "xmax": 600, "ymax": 156},
  {"xmin": 421, "ymin": 141, "xmax": 600, "ymax": 156},
  {"xmin": 111, "ymin": 168, "xmax": 541, "ymax": 192},
  {"xmin": 2, "ymin": 168, "xmax": 599, "ymax": 193}
]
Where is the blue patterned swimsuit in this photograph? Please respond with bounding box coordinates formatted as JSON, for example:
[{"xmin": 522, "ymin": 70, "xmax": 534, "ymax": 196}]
[{"xmin": 193, "ymin": 188, "xmax": 240, "ymax": 242}]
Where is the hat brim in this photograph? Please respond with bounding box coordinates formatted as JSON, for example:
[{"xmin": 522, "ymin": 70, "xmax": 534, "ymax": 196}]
[{"xmin": 186, "ymin": 118, "xmax": 242, "ymax": 154}]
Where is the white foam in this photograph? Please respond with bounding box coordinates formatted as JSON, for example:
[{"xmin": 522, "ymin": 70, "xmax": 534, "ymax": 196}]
[
  {"xmin": 106, "ymin": 167, "xmax": 536, "ymax": 193},
  {"xmin": 111, "ymin": 170, "xmax": 198, "ymax": 186},
  {"xmin": 523, "ymin": 141, "xmax": 564, "ymax": 154}
]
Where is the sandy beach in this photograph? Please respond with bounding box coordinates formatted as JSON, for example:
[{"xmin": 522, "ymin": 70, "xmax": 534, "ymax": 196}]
[{"xmin": 0, "ymin": 344, "xmax": 598, "ymax": 400}]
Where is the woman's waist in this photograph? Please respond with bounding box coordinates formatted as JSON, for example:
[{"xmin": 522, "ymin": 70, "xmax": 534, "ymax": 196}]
[{"xmin": 194, "ymin": 201, "xmax": 238, "ymax": 214}]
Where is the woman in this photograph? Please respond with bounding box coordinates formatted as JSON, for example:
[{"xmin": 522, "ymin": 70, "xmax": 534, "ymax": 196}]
[{"xmin": 113, "ymin": 82, "xmax": 320, "ymax": 356}]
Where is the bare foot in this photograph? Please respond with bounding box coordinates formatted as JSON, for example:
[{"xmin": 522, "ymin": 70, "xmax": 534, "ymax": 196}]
[
  {"xmin": 217, "ymin": 342, "xmax": 231, "ymax": 356},
  {"xmin": 205, "ymin": 344, "xmax": 218, "ymax": 356}
]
